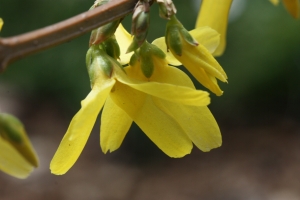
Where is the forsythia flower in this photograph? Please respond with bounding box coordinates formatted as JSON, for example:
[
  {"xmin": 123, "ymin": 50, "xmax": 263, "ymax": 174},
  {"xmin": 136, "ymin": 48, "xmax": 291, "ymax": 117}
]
[
  {"xmin": 50, "ymin": 44, "xmax": 220, "ymax": 175},
  {"xmin": 153, "ymin": 16, "xmax": 228, "ymax": 96},
  {"xmin": 196, "ymin": 0, "xmax": 233, "ymax": 56},
  {"xmin": 269, "ymin": 0, "xmax": 300, "ymax": 18},
  {"xmin": 0, "ymin": 113, "xmax": 39, "ymax": 179}
]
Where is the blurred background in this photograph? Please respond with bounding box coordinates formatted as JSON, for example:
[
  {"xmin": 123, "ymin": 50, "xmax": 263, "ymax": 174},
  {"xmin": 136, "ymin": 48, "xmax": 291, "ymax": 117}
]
[{"xmin": 1, "ymin": 0, "xmax": 300, "ymax": 199}]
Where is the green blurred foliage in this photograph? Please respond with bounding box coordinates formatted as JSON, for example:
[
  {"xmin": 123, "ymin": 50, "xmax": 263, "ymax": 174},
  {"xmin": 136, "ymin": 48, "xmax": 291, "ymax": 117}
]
[{"xmin": 0, "ymin": 0, "xmax": 299, "ymax": 123}]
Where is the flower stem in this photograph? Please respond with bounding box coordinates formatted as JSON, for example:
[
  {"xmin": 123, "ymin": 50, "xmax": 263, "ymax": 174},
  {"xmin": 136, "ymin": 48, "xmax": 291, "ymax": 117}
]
[{"xmin": 0, "ymin": 0, "xmax": 139, "ymax": 72}]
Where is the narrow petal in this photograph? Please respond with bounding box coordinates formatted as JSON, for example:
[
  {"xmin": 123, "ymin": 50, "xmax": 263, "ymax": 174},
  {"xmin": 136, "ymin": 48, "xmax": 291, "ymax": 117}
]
[
  {"xmin": 115, "ymin": 24, "xmax": 134, "ymax": 64},
  {"xmin": 152, "ymin": 37, "xmax": 182, "ymax": 66},
  {"xmin": 184, "ymin": 45, "xmax": 227, "ymax": 81},
  {"xmin": 0, "ymin": 138, "xmax": 34, "ymax": 179},
  {"xmin": 196, "ymin": 0, "xmax": 233, "ymax": 56},
  {"xmin": 151, "ymin": 65, "xmax": 222, "ymax": 151},
  {"xmin": 110, "ymin": 82, "xmax": 193, "ymax": 157},
  {"xmin": 154, "ymin": 99, "xmax": 222, "ymax": 152},
  {"xmin": 100, "ymin": 96, "xmax": 132, "ymax": 153},
  {"xmin": 283, "ymin": 0, "xmax": 299, "ymax": 18},
  {"xmin": 190, "ymin": 26, "xmax": 220, "ymax": 54},
  {"xmin": 114, "ymin": 66, "xmax": 210, "ymax": 106},
  {"xmin": 50, "ymin": 79, "xmax": 115, "ymax": 175},
  {"xmin": 176, "ymin": 55, "xmax": 224, "ymax": 96}
]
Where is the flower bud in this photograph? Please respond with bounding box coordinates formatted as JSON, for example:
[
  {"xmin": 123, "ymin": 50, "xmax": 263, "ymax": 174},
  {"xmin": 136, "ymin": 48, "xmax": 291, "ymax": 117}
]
[
  {"xmin": 89, "ymin": 20, "xmax": 120, "ymax": 46},
  {"xmin": 127, "ymin": 0, "xmax": 150, "ymax": 53},
  {"xmin": 156, "ymin": 0, "xmax": 177, "ymax": 19},
  {"xmin": 89, "ymin": 0, "xmax": 121, "ymax": 45},
  {"xmin": 101, "ymin": 35, "xmax": 121, "ymax": 60}
]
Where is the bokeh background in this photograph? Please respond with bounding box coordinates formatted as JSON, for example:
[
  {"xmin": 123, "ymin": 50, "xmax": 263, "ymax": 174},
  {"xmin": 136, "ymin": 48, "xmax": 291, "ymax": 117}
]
[{"xmin": 1, "ymin": 0, "xmax": 300, "ymax": 199}]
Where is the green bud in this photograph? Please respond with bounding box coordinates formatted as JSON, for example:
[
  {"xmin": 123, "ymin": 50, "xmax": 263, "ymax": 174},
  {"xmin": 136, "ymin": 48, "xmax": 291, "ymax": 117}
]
[
  {"xmin": 89, "ymin": 19, "xmax": 120, "ymax": 46},
  {"xmin": 0, "ymin": 113, "xmax": 39, "ymax": 167},
  {"xmin": 157, "ymin": 0, "xmax": 177, "ymax": 20},
  {"xmin": 127, "ymin": 0, "xmax": 150, "ymax": 53}
]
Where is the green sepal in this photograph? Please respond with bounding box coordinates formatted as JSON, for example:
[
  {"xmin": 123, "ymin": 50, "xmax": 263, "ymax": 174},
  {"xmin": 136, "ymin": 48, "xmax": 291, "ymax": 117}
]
[
  {"xmin": 101, "ymin": 35, "xmax": 121, "ymax": 60},
  {"xmin": 126, "ymin": 37, "xmax": 140, "ymax": 53},
  {"xmin": 141, "ymin": 55, "xmax": 154, "ymax": 78},
  {"xmin": 180, "ymin": 28, "xmax": 198, "ymax": 47},
  {"xmin": 129, "ymin": 52, "xmax": 140, "ymax": 66},
  {"xmin": 167, "ymin": 26, "xmax": 182, "ymax": 56}
]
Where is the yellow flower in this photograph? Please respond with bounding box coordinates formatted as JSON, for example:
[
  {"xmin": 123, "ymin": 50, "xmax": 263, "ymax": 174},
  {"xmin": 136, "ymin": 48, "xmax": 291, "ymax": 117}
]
[
  {"xmin": 50, "ymin": 45, "xmax": 215, "ymax": 175},
  {"xmin": 196, "ymin": 0, "xmax": 233, "ymax": 56},
  {"xmin": 153, "ymin": 16, "xmax": 228, "ymax": 96},
  {"xmin": 269, "ymin": 0, "xmax": 300, "ymax": 18},
  {"xmin": 0, "ymin": 113, "xmax": 39, "ymax": 179}
]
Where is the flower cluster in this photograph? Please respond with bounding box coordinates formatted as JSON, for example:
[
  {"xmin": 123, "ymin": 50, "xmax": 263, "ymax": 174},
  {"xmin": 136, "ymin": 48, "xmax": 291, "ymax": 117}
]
[{"xmin": 50, "ymin": 0, "xmax": 228, "ymax": 175}]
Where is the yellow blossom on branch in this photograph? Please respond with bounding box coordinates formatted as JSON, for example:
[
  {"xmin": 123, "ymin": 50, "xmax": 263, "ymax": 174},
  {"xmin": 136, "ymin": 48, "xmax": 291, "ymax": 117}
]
[{"xmin": 50, "ymin": 44, "xmax": 218, "ymax": 175}]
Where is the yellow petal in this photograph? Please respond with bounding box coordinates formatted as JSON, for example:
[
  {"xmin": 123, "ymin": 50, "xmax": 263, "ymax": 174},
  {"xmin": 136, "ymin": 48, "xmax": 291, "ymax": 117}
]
[
  {"xmin": 196, "ymin": 0, "xmax": 233, "ymax": 56},
  {"xmin": 152, "ymin": 37, "xmax": 182, "ymax": 66},
  {"xmin": 0, "ymin": 138, "xmax": 34, "ymax": 179},
  {"xmin": 283, "ymin": 0, "xmax": 300, "ymax": 18},
  {"xmin": 100, "ymin": 96, "xmax": 132, "ymax": 153},
  {"xmin": 269, "ymin": 0, "xmax": 280, "ymax": 5},
  {"xmin": 114, "ymin": 66, "xmax": 210, "ymax": 106},
  {"xmin": 151, "ymin": 65, "xmax": 222, "ymax": 151},
  {"xmin": 115, "ymin": 24, "xmax": 134, "ymax": 65},
  {"xmin": 190, "ymin": 26, "xmax": 220, "ymax": 54},
  {"xmin": 176, "ymin": 55, "xmax": 224, "ymax": 96},
  {"xmin": 154, "ymin": 99, "xmax": 222, "ymax": 152},
  {"xmin": 110, "ymin": 82, "xmax": 193, "ymax": 157},
  {"xmin": 50, "ymin": 78, "xmax": 115, "ymax": 175}
]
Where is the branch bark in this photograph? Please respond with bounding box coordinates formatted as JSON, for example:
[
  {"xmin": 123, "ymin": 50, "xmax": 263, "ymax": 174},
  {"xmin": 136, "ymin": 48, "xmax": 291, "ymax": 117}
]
[{"xmin": 0, "ymin": 0, "xmax": 139, "ymax": 72}]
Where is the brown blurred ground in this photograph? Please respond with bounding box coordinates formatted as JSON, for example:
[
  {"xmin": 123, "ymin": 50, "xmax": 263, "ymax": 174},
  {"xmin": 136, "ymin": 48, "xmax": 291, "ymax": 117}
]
[{"xmin": 1, "ymin": 89, "xmax": 300, "ymax": 200}]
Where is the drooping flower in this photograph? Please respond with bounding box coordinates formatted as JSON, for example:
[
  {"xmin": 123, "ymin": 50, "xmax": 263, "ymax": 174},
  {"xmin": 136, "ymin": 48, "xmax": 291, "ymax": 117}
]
[
  {"xmin": 153, "ymin": 16, "xmax": 228, "ymax": 96},
  {"xmin": 101, "ymin": 42, "xmax": 221, "ymax": 155},
  {"xmin": 196, "ymin": 0, "xmax": 233, "ymax": 56},
  {"xmin": 0, "ymin": 113, "xmax": 39, "ymax": 179},
  {"xmin": 269, "ymin": 0, "xmax": 300, "ymax": 18},
  {"xmin": 50, "ymin": 44, "xmax": 214, "ymax": 175}
]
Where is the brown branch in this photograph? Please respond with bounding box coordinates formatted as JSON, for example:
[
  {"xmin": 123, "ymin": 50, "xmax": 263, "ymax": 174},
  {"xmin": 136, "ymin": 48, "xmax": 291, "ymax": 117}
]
[{"xmin": 0, "ymin": 0, "xmax": 139, "ymax": 72}]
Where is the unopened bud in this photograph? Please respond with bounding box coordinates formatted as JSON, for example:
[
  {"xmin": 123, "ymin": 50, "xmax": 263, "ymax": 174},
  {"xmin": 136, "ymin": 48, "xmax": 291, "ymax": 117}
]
[
  {"xmin": 157, "ymin": 0, "xmax": 177, "ymax": 19},
  {"xmin": 127, "ymin": 0, "xmax": 150, "ymax": 53},
  {"xmin": 89, "ymin": 20, "xmax": 120, "ymax": 46}
]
